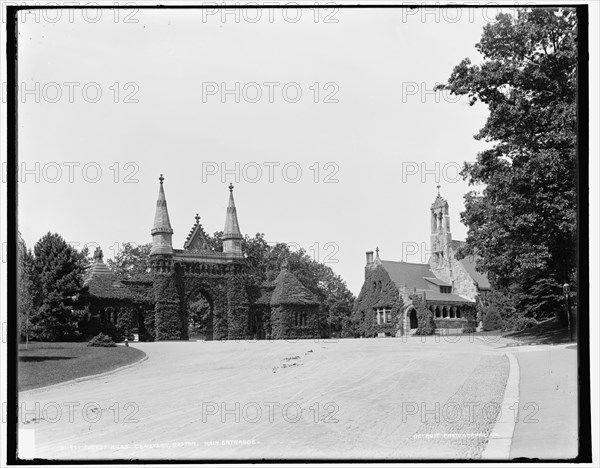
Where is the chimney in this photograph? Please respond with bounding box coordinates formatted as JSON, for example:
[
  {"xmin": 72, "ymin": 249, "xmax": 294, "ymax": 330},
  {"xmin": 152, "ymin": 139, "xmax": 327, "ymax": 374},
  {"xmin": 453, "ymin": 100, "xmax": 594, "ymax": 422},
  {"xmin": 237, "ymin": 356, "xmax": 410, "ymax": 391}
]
[{"xmin": 366, "ymin": 251, "xmax": 374, "ymax": 265}]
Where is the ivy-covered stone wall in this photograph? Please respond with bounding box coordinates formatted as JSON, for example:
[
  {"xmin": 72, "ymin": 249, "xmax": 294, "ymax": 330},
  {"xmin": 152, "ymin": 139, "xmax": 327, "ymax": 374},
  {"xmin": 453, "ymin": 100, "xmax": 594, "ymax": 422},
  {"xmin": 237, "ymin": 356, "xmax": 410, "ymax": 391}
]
[
  {"xmin": 271, "ymin": 304, "xmax": 319, "ymax": 339},
  {"xmin": 227, "ymin": 275, "xmax": 249, "ymax": 340},
  {"xmin": 351, "ymin": 264, "xmax": 404, "ymax": 337},
  {"xmin": 153, "ymin": 271, "xmax": 183, "ymax": 340}
]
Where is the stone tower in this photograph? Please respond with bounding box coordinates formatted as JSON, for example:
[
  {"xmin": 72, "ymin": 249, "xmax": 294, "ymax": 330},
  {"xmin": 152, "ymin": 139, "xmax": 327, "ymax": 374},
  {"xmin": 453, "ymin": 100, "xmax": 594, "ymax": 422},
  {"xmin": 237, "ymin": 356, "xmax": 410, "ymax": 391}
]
[
  {"xmin": 222, "ymin": 183, "xmax": 243, "ymax": 258},
  {"xmin": 430, "ymin": 185, "xmax": 452, "ymax": 269}
]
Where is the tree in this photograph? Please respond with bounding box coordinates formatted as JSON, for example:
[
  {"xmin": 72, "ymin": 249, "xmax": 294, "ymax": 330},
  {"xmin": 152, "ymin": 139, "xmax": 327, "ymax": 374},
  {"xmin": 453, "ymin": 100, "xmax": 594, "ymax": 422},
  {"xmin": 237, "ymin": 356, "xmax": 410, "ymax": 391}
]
[
  {"xmin": 482, "ymin": 307, "xmax": 504, "ymax": 331},
  {"xmin": 188, "ymin": 296, "xmax": 211, "ymax": 337},
  {"xmin": 106, "ymin": 242, "xmax": 152, "ymax": 281},
  {"xmin": 28, "ymin": 233, "xmax": 88, "ymax": 341},
  {"xmin": 437, "ymin": 9, "xmax": 577, "ymax": 323},
  {"xmin": 17, "ymin": 234, "xmax": 35, "ymax": 343}
]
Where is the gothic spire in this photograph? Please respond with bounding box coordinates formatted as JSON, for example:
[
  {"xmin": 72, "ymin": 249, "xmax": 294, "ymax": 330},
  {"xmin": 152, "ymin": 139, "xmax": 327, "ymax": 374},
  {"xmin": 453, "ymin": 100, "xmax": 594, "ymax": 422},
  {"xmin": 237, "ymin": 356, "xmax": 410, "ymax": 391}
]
[
  {"xmin": 150, "ymin": 174, "xmax": 174, "ymax": 255},
  {"xmin": 222, "ymin": 183, "xmax": 243, "ymax": 256},
  {"xmin": 223, "ymin": 183, "xmax": 242, "ymax": 240}
]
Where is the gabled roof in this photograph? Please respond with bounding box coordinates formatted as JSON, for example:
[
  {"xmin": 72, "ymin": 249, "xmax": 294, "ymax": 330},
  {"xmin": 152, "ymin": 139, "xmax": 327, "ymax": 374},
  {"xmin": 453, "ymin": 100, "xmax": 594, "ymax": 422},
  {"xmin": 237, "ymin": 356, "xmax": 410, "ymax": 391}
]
[
  {"xmin": 270, "ymin": 269, "xmax": 318, "ymax": 306},
  {"xmin": 380, "ymin": 260, "xmax": 435, "ymax": 291},
  {"xmin": 451, "ymin": 240, "xmax": 491, "ymax": 290},
  {"xmin": 184, "ymin": 215, "xmax": 210, "ymax": 251}
]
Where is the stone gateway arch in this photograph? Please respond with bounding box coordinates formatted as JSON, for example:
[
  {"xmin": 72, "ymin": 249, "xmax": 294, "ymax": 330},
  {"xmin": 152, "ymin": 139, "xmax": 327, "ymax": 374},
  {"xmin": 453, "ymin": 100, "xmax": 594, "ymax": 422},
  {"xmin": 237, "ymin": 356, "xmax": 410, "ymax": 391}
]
[{"xmin": 148, "ymin": 175, "xmax": 319, "ymax": 341}]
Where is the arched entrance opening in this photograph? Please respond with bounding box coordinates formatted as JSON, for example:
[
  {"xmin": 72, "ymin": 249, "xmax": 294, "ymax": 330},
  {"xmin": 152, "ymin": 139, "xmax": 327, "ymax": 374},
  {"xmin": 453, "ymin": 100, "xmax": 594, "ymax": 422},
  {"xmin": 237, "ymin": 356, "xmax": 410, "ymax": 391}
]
[
  {"xmin": 187, "ymin": 289, "xmax": 214, "ymax": 341},
  {"xmin": 409, "ymin": 307, "xmax": 418, "ymax": 329}
]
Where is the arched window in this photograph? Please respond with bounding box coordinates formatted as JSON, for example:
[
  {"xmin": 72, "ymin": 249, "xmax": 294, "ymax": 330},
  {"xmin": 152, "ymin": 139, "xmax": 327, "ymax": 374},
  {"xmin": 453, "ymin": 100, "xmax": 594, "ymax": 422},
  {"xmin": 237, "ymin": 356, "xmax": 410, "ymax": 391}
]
[
  {"xmin": 456, "ymin": 308, "xmax": 462, "ymax": 319},
  {"xmin": 442, "ymin": 306, "xmax": 448, "ymax": 318},
  {"xmin": 450, "ymin": 307, "xmax": 455, "ymax": 319}
]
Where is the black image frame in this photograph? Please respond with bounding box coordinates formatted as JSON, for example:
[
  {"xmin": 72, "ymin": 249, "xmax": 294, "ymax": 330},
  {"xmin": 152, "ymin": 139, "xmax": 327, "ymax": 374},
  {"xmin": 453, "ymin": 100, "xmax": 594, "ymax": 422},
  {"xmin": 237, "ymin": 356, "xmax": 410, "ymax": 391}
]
[{"xmin": 4, "ymin": 3, "xmax": 591, "ymax": 464}]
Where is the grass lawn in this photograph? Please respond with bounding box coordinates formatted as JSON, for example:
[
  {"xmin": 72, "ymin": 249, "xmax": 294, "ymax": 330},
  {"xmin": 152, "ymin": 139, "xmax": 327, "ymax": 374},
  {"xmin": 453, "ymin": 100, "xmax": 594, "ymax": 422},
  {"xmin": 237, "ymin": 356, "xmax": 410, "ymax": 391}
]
[
  {"xmin": 504, "ymin": 316, "xmax": 575, "ymax": 344},
  {"xmin": 18, "ymin": 342, "xmax": 146, "ymax": 392}
]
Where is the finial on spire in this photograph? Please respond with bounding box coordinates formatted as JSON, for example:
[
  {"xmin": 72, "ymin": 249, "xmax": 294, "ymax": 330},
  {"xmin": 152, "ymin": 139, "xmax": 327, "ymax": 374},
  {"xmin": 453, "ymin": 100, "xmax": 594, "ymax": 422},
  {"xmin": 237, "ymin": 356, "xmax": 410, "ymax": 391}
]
[
  {"xmin": 229, "ymin": 183, "xmax": 234, "ymax": 193},
  {"xmin": 159, "ymin": 174, "xmax": 164, "ymax": 185},
  {"xmin": 376, "ymin": 246, "xmax": 380, "ymax": 257},
  {"xmin": 195, "ymin": 213, "xmax": 200, "ymax": 224},
  {"xmin": 437, "ymin": 184, "xmax": 441, "ymax": 196}
]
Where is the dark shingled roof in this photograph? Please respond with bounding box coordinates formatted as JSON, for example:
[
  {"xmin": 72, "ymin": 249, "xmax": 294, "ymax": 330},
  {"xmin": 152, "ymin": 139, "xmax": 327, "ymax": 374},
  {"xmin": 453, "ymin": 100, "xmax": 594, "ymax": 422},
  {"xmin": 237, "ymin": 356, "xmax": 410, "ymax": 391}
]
[
  {"xmin": 270, "ymin": 270, "xmax": 319, "ymax": 306},
  {"xmin": 424, "ymin": 290, "xmax": 473, "ymax": 303},
  {"xmin": 380, "ymin": 260, "xmax": 435, "ymax": 290},
  {"xmin": 451, "ymin": 240, "xmax": 491, "ymax": 290},
  {"xmin": 84, "ymin": 258, "xmax": 134, "ymax": 300},
  {"xmin": 424, "ymin": 277, "xmax": 451, "ymax": 287}
]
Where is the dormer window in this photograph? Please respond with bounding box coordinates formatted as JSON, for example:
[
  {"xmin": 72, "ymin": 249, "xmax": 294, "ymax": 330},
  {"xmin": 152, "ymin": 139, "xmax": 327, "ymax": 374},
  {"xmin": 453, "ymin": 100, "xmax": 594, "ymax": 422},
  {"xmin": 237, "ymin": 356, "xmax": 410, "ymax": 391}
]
[{"xmin": 440, "ymin": 286, "xmax": 451, "ymax": 294}]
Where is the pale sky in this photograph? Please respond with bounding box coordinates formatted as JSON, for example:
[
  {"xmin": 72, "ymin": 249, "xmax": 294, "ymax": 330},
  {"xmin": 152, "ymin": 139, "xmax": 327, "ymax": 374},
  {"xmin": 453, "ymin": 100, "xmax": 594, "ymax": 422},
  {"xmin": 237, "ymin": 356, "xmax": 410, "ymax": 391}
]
[{"xmin": 15, "ymin": 6, "xmax": 497, "ymax": 294}]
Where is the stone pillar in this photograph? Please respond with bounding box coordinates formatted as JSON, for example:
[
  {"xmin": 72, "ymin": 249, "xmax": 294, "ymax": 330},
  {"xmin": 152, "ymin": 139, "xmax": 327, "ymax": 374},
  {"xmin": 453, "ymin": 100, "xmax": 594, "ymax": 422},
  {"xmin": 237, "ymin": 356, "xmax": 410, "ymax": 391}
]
[
  {"xmin": 153, "ymin": 271, "xmax": 183, "ymax": 340},
  {"xmin": 212, "ymin": 285, "xmax": 228, "ymax": 341},
  {"xmin": 226, "ymin": 275, "xmax": 249, "ymax": 340}
]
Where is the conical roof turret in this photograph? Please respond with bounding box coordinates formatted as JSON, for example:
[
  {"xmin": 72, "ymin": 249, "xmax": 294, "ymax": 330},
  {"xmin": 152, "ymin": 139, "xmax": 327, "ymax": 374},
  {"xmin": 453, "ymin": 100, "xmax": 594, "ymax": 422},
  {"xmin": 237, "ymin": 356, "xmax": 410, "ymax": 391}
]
[
  {"xmin": 150, "ymin": 174, "xmax": 174, "ymax": 255},
  {"xmin": 223, "ymin": 183, "xmax": 242, "ymax": 240},
  {"xmin": 151, "ymin": 174, "xmax": 173, "ymax": 235}
]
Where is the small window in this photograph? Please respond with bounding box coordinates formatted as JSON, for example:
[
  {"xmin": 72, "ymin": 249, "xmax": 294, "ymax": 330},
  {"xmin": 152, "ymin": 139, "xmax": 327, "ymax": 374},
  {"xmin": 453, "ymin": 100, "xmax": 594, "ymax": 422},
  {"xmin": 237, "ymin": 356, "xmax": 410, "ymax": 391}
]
[{"xmin": 374, "ymin": 307, "xmax": 391, "ymax": 324}]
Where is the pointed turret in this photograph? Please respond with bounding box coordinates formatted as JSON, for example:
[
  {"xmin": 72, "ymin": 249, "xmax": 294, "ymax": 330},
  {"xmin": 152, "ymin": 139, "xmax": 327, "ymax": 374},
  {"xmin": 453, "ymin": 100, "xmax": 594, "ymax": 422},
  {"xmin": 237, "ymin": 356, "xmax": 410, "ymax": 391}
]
[
  {"xmin": 150, "ymin": 174, "xmax": 174, "ymax": 256},
  {"xmin": 222, "ymin": 183, "xmax": 243, "ymax": 257}
]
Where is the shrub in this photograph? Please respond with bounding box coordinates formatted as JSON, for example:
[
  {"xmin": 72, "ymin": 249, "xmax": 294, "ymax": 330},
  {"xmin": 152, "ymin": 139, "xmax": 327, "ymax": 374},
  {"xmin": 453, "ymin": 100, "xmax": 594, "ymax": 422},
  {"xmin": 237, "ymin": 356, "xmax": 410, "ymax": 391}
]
[
  {"xmin": 462, "ymin": 326, "xmax": 475, "ymax": 334},
  {"xmin": 88, "ymin": 333, "xmax": 116, "ymax": 347},
  {"xmin": 483, "ymin": 307, "xmax": 504, "ymax": 331},
  {"xmin": 513, "ymin": 316, "xmax": 537, "ymax": 331}
]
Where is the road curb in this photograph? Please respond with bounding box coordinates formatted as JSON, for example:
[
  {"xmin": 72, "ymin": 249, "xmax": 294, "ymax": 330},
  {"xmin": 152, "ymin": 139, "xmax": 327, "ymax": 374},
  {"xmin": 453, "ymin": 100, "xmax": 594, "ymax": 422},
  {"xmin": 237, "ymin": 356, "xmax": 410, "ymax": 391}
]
[
  {"xmin": 482, "ymin": 352, "xmax": 519, "ymax": 460},
  {"xmin": 19, "ymin": 352, "xmax": 148, "ymax": 396}
]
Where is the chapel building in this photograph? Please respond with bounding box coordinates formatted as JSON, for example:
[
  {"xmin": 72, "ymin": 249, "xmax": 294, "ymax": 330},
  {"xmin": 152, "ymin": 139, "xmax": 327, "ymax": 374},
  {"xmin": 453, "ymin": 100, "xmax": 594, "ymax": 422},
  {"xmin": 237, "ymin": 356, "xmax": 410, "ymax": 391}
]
[{"xmin": 353, "ymin": 189, "xmax": 490, "ymax": 336}]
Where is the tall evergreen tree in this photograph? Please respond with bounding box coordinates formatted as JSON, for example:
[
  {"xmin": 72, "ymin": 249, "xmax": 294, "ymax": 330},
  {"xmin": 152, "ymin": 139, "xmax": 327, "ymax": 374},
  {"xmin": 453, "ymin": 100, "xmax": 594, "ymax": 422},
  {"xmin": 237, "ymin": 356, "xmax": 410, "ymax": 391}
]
[{"xmin": 29, "ymin": 232, "xmax": 88, "ymax": 341}]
